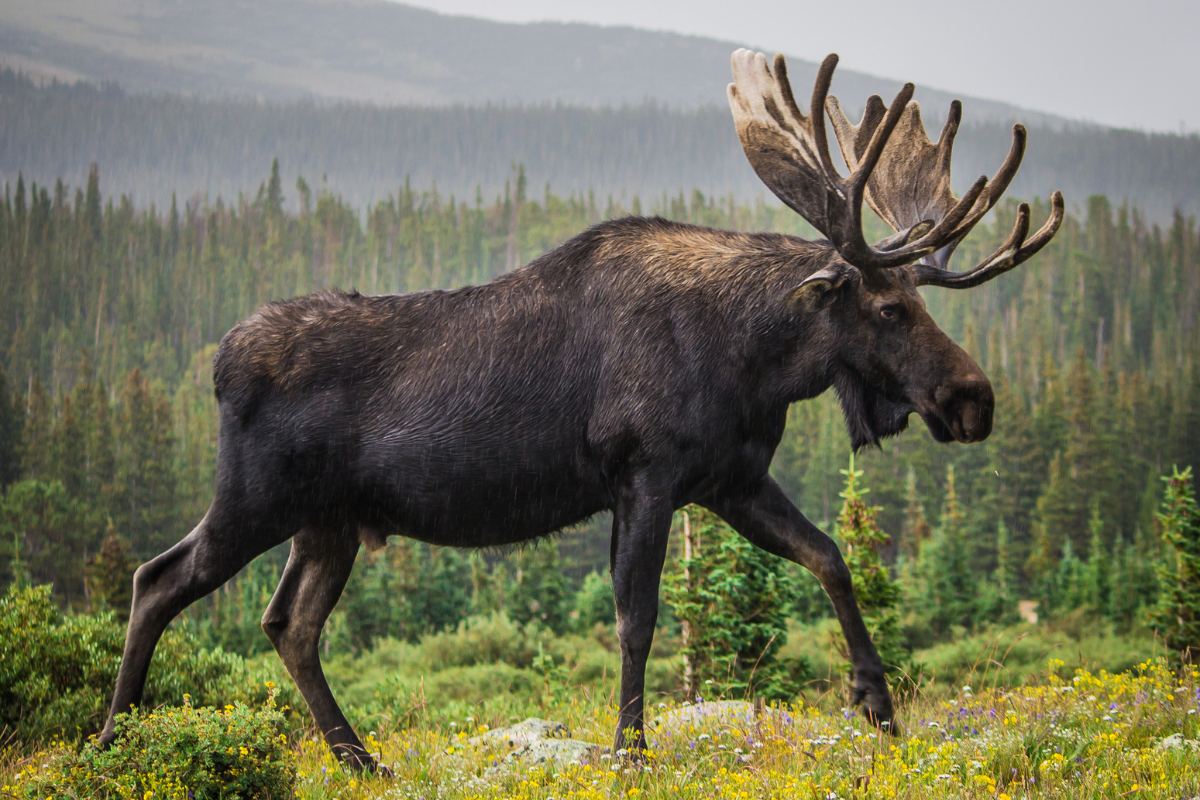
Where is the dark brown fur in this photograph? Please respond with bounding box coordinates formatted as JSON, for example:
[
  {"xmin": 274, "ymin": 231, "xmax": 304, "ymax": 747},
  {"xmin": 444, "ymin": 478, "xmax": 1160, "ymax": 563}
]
[{"xmin": 100, "ymin": 216, "xmax": 992, "ymax": 770}]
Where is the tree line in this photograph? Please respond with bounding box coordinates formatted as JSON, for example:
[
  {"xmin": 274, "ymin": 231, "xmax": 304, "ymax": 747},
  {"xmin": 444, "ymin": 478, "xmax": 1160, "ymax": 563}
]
[
  {"xmin": 2, "ymin": 69, "xmax": 1197, "ymax": 223},
  {"xmin": 0, "ymin": 160, "xmax": 1198, "ymax": 656}
]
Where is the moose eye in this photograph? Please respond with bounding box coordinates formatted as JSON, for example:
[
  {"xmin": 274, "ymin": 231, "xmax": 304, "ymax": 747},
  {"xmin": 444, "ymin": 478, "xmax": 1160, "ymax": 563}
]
[{"xmin": 879, "ymin": 305, "xmax": 901, "ymax": 321}]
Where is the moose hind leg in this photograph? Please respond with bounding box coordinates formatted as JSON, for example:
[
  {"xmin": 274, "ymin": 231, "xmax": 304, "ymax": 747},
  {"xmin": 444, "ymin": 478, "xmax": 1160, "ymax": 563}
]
[
  {"xmin": 261, "ymin": 528, "xmax": 376, "ymax": 770},
  {"xmin": 609, "ymin": 474, "xmax": 673, "ymax": 755},
  {"xmin": 99, "ymin": 509, "xmax": 285, "ymax": 747}
]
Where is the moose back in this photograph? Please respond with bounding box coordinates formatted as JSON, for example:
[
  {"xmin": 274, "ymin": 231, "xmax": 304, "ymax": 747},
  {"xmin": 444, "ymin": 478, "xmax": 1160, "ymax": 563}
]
[{"xmin": 99, "ymin": 51, "xmax": 1062, "ymax": 771}]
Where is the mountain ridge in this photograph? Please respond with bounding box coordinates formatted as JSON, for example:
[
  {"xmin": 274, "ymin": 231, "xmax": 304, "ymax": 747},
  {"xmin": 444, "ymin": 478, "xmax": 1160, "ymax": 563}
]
[{"xmin": 0, "ymin": 0, "xmax": 1070, "ymax": 129}]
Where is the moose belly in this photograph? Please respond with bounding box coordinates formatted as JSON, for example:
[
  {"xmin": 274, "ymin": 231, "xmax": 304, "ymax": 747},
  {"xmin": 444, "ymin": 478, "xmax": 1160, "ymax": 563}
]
[{"xmin": 353, "ymin": 432, "xmax": 610, "ymax": 547}]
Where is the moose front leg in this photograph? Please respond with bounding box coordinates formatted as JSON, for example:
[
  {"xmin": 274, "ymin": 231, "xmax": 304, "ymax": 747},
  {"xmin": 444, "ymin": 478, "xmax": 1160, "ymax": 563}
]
[
  {"xmin": 708, "ymin": 476, "xmax": 894, "ymax": 730},
  {"xmin": 609, "ymin": 473, "xmax": 674, "ymax": 755}
]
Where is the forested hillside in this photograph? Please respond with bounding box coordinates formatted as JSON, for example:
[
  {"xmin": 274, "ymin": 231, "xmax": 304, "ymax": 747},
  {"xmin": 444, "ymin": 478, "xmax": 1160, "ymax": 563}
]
[
  {"xmin": 0, "ymin": 0, "xmax": 1058, "ymax": 121},
  {"xmin": 0, "ymin": 161, "xmax": 1198, "ymax": 649},
  {"xmin": 3, "ymin": 72, "xmax": 1198, "ymax": 221}
]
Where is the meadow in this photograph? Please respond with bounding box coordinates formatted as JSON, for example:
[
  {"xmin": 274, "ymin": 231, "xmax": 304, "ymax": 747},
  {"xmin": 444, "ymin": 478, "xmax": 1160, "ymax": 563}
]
[{"xmin": 2, "ymin": 579, "xmax": 1198, "ymax": 800}]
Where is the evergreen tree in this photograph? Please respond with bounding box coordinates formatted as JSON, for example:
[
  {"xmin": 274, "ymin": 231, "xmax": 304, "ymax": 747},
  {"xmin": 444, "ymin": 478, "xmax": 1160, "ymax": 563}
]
[
  {"xmin": 0, "ymin": 367, "xmax": 20, "ymax": 488},
  {"xmin": 663, "ymin": 506, "xmax": 804, "ymax": 701},
  {"xmin": 0, "ymin": 479, "xmax": 105, "ymax": 605},
  {"xmin": 85, "ymin": 529, "xmax": 137, "ymax": 618},
  {"xmin": 1150, "ymin": 467, "xmax": 1200, "ymax": 662},
  {"xmin": 469, "ymin": 550, "xmax": 507, "ymax": 616},
  {"xmin": 509, "ymin": 539, "xmax": 569, "ymax": 634},
  {"xmin": 571, "ymin": 569, "xmax": 616, "ymax": 632},
  {"xmin": 1028, "ymin": 452, "xmax": 1073, "ymax": 584},
  {"xmin": 1051, "ymin": 539, "xmax": 1087, "ymax": 615},
  {"xmin": 1082, "ymin": 502, "xmax": 1111, "ymax": 615},
  {"xmin": 834, "ymin": 455, "xmax": 913, "ymax": 688},
  {"xmin": 20, "ymin": 377, "xmax": 52, "ymax": 480},
  {"xmin": 899, "ymin": 468, "xmax": 931, "ymax": 560},
  {"xmin": 113, "ymin": 368, "xmax": 178, "ymax": 555},
  {"xmin": 976, "ymin": 520, "xmax": 1019, "ymax": 625},
  {"xmin": 911, "ymin": 465, "xmax": 976, "ymax": 636},
  {"xmin": 411, "ymin": 545, "xmax": 472, "ymax": 634}
]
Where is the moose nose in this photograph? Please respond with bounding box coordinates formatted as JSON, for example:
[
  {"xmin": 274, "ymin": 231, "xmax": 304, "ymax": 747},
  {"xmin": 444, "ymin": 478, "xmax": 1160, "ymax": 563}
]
[{"xmin": 934, "ymin": 375, "xmax": 994, "ymax": 443}]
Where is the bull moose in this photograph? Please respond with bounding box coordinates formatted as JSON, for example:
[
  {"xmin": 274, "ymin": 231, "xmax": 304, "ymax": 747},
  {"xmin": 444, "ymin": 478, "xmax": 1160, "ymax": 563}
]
[{"xmin": 100, "ymin": 51, "xmax": 1063, "ymax": 771}]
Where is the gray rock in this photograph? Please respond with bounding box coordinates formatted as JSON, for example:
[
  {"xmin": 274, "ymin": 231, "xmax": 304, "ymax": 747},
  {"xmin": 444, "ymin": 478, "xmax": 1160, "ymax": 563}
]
[
  {"xmin": 650, "ymin": 700, "xmax": 760, "ymax": 730},
  {"xmin": 504, "ymin": 737, "xmax": 605, "ymax": 767},
  {"xmin": 1156, "ymin": 732, "xmax": 1200, "ymax": 750},
  {"xmin": 647, "ymin": 700, "xmax": 790, "ymax": 748},
  {"xmin": 471, "ymin": 717, "xmax": 605, "ymax": 773},
  {"xmin": 470, "ymin": 718, "xmax": 568, "ymax": 749}
]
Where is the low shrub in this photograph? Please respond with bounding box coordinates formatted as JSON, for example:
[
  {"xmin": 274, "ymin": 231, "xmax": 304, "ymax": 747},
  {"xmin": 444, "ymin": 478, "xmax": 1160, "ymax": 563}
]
[
  {"xmin": 0, "ymin": 583, "xmax": 300, "ymax": 743},
  {"xmin": 7, "ymin": 693, "xmax": 295, "ymax": 800}
]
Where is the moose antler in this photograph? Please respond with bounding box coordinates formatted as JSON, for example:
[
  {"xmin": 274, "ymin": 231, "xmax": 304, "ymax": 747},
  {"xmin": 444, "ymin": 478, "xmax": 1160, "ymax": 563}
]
[
  {"xmin": 728, "ymin": 50, "xmax": 1064, "ymax": 286},
  {"xmin": 826, "ymin": 92, "xmax": 1065, "ymax": 287}
]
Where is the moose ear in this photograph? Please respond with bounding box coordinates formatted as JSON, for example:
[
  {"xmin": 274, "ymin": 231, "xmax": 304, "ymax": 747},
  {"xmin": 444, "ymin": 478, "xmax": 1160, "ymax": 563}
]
[{"xmin": 790, "ymin": 268, "xmax": 847, "ymax": 312}]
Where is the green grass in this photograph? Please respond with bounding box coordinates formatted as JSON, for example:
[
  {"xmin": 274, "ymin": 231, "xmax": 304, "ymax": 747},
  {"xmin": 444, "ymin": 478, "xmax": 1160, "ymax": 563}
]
[{"xmin": 3, "ymin": 620, "xmax": 1194, "ymax": 799}]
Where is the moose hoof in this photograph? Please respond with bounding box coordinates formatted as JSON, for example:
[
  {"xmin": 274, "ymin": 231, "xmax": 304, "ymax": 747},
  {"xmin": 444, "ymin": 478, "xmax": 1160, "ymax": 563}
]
[
  {"xmin": 332, "ymin": 743, "xmax": 393, "ymax": 777},
  {"xmin": 345, "ymin": 755, "xmax": 393, "ymax": 777},
  {"xmin": 851, "ymin": 672, "xmax": 896, "ymax": 733}
]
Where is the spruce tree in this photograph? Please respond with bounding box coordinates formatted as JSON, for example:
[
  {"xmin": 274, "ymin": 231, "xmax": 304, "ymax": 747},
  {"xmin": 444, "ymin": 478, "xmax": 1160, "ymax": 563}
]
[
  {"xmin": 834, "ymin": 455, "xmax": 913, "ymax": 687},
  {"xmin": 20, "ymin": 377, "xmax": 52, "ymax": 480},
  {"xmin": 1150, "ymin": 467, "xmax": 1200, "ymax": 663},
  {"xmin": 0, "ymin": 368, "xmax": 20, "ymax": 489},
  {"xmin": 663, "ymin": 506, "xmax": 803, "ymax": 701},
  {"xmin": 85, "ymin": 529, "xmax": 137, "ymax": 618},
  {"xmin": 1082, "ymin": 502, "xmax": 1111, "ymax": 615},
  {"xmin": 113, "ymin": 369, "xmax": 178, "ymax": 555},
  {"xmin": 509, "ymin": 539, "xmax": 569, "ymax": 634},
  {"xmin": 900, "ymin": 468, "xmax": 931, "ymax": 560},
  {"xmin": 914, "ymin": 465, "xmax": 976, "ymax": 636},
  {"xmin": 0, "ymin": 479, "xmax": 104, "ymax": 605}
]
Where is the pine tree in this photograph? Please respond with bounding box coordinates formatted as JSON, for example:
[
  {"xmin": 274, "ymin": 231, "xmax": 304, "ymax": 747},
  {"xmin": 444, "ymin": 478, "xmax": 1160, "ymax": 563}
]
[
  {"xmin": 0, "ymin": 367, "xmax": 21, "ymax": 489},
  {"xmin": 1082, "ymin": 502, "xmax": 1111, "ymax": 615},
  {"xmin": 1150, "ymin": 467, "xmax": 1200, "ymax": 663},
  {"xmin": 509, "ymin": 539, "xmax": 569, "ymax": 634},
  {"xmin": 913, "ymin": 465, "xmax": 977, "ymax": 636},
  {"xmin": 266, "ymin": 157, "xmax": 284, "ymax": 216},
  {"xmin": 900, "ymin": 468, "xmax": 931, "ymax": 560},
  {"xmin": 834, "ymin": 455, "xmax": 913, "ymax": 687},
  {"xmin": 85, "ymin": 529, "xmax": 137, "ymax": 618},
  {"xmin": 1028, "ymin": 452, "xmax": 1073, "ymax": 584},
  {"xmin": 0, "ymin": 479, "xmax": 105, "ymax": 605},
  {"xmin": 113, "ymin": 368, "xmax": 178, "ymax": 555},
  {"xmin": 663, "ymin": 506, "xmax": 804, "ymax": 701},
  {"xmin": 20, "ymin": 377, "xmax": 52, "ymax": 480}
]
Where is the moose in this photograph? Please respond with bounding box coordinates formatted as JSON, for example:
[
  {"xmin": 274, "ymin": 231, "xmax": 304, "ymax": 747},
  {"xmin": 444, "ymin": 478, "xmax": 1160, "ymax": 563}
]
[{"xmin": 100, "ymin": 50, "xmax": 1063, "ymax": 771}]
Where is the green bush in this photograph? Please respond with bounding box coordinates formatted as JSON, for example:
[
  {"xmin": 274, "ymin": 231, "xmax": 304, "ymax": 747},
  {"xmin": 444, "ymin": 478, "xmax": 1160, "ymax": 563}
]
[
  {"xmin": 571, "ymin": 569, "xmax": 616, "ymax": 632},
  {"xmin": 0, "ymin": 583, "xmax": 299, "ymax": 743},
  {"xmin": 9, "ymin": 695, "xmax": 295, "ymax": 800},
  {"xmin": 413, "ymin": 611, "xmax": 551, "ymax": 670}
]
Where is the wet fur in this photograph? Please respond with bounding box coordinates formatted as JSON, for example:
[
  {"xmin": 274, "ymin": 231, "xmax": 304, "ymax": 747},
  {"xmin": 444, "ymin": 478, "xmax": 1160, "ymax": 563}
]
[
  {"xmin": 211, "ymin": 217, "xmax": 878, "ymax": 548},
  {"xmin": 102, "ymin": 215, "xmax": 989, "ymax": 769}
]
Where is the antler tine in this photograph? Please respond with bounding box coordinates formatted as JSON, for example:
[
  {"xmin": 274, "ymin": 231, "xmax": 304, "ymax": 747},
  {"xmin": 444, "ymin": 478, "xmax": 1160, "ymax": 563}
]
[
  {"xmin": 729, "ymin": 50, "xmax": 1064, "ymax": 280},
  {"xmin": 914, "ymin": 191, "xmax": 1066, "ymax": 288},
  {"xmin": 825, "ymin": 86, "xmax": 1058, "ymax": 279},
  {"xmin": 936, "ymin": 100, "xmax": 962, "ymax": 175},
  {"xmin": 800, "ymin": 54, "xmax": 840, "ymax": 179},
  {"xmin": 896, "ymin": 123, "xmax": 1027, "ymax": 268}
]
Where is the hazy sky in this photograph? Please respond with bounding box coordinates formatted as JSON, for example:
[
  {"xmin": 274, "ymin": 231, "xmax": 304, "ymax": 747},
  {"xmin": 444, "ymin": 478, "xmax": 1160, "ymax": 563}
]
[{"xmin": 399, "ymin": 0, "xmax": 1198, "ymax": 133}]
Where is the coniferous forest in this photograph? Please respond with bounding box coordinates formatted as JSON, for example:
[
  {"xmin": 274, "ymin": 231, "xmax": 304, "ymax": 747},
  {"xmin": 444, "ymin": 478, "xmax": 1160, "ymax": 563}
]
[
  {"xmin": 2, "ymin": 154, "xmax": 1199, "ymax": 654},
  {"xmin": 5, "ymin": 149, "xmax": 1200, "ymax": 799}
]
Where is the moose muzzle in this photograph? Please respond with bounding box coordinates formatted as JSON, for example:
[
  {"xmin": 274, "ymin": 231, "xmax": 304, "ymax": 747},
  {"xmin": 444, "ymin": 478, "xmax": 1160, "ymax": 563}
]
[{"xmin": 925, "ymin": 375, "xmax": 994, "ymax": 443}]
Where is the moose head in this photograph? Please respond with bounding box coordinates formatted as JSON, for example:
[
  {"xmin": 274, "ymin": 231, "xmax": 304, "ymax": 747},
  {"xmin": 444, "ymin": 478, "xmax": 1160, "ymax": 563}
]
[{"xmin": 729, "ymin": 51, "xmax": 1064, "ymax": 450}]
